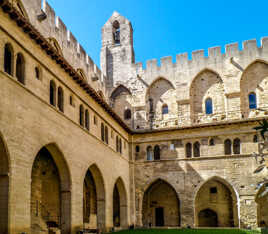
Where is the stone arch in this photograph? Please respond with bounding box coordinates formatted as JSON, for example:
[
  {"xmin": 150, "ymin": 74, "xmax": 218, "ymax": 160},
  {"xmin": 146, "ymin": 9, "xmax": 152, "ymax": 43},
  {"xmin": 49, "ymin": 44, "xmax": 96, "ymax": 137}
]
[
  {"xmin": 190, "ymin": 69, "xmax": 225, "ymax": 122},
  {"xmin": 0, "ymin": 133, "xmax": 10, "ymax": 234},
  {"xmin": 145, "ymin": 77, "xmax": 176, "ymax": 120},
  {"xmin": 30, "ymin": 143, "xmax": 71, "ymax": 234},
  {"xmin": 83, "ymin": 164, "xmax": 106, "ymax": 229},
  {"xmin": 194, "ymin": 176, "xmax": 239, "ymax": 227},
  {"xmin": 113, "ymin": 177, "xmax": 128, "ymax": 228},
  {"xmin": 255, "ymin": 182, "xmax": 268, "ymax": 227},
  {"xmin": 48, "ymin": 38, "xmax": 63, "ymax": 56},
  {"xmin": 240, "ymin": 60, "xmax": 268, "ymax": 118},
  {"xmin": 142, "ymin": 178, "xmax": 180, "ymax": 227},
  {"xmin": 110, "ymin": 85, "xmax": 132, "ymax": 124}
]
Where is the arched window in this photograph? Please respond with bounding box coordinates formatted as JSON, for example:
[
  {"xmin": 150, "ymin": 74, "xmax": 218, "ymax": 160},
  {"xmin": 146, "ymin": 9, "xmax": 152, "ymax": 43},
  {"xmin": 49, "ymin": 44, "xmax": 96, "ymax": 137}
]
[
  {"xmin": 205, "ymin": 98, "xmax": 213, "ymax": 114},
  {"xmin": 233, "ymin": 138, "xmax": 241, "ymax": 154},
  {"xmin": 116, "ymin": 136, "xmax": 119, "ymax": 152},
  {"xmin": 162, "ymin": 104, "xmax": 168, "ymax": 115},
  {"xmin": 57, "ymin": 87, "xmax": 64, "ymax": 112},
  {"xmin": 193, "ymin": 141, "xmax": 200, "ymax": 157},
  {"xmin": 79, "ymin": 105, "xmax": 84, "ymax": 127},
  {"xmin": 119, "ymin": 138, "xmax": 122, "ymax": 153},
  {"xmin": 136, "ymin": 145, "xmax": 140, "ymax": 153},
  {"xmin": 186, "ymin": 143, "xmax": 192, "ymax": 158},
  {"xmin": 113, "ymin": 21, "xmax": 120, "ymax": 44},
  {"xmin": 105, "ymin": 126, "xmax": 109, "ymax": 144},
  {"xmin": 69, "ymin": 95, "xmax": 73, "ymax": 106},
  {"xmin": 154, "ymin": 145, "xmax": 160, "ymax": 160},
  {"xmin": 16, "ymin": 53, "xmax": 25, "ymax": 84},
  {"xmin": 4, "ymin": 44, "xmax": 13, "ymax": 75},
  {"xmin": 85, "ymin": 109, "xmax": 89, "ymax": 130},
  {"xmin": 124, "ymin": 109, "xmax": 131, "ymax": 120},
  {"xmin": 147, "ymin": 146, "xmax": 153, "ymax": 161},
  {"xmin": 49, "ymin": 80, "xmax": 56, "ymax": 106},
  {"xmin": 35, "ymin": 67, "xmax": 41, "ymax": 80},
  {"xmin": 101, "ymin": 123, "xmax": 105, "ymax": 142},
  {"xmin": 224, "ymin": 139, "xmax": 232, "ymax": 155},
  {"xmin": 209, "ymin": 138, "xmax": 215, "ymax": 146},
  {"xmin": 253, "ymin": 135, "xmax": 258, "ymax": 143},
  {"xmin": 248, "ymin": 93, "xmax": 257, "ymax": 109}
]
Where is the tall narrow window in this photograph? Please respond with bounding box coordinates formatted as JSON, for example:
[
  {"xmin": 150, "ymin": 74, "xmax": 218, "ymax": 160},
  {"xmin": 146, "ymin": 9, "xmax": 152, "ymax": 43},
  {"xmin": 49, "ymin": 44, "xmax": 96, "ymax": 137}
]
[
  {"xmin": 193, "ymin": 141, "xmax": 200, "ymax": 157},
  {"xmin": 101, "ymin": 123, "xmax": 105, "ymax": 142},
  {"xmin": 124, "ymin": 109, "xmax": 131, "ymax": 120},
  {"xmin": 4, "ymin": 44, "xmax": 13, "ymax": 75},
  {"xmin": 205, "ymin": 98, "xmax": 213, "ymax": 114},
  {"xmin": 79, "ymin": 105, "xmax": 84, "ymax": 127},
  {"xmin": 224, "ymin": 139, "xmax": 232, "ymax": 155},
  {"xmin": 186, "ymin": 143, "xmax": 192, "ymax": 158},
  {"xmin": 49, "ymin": 80, "xmax": 56, "ymax": 106},
  {"xmin": 57, "ymin": 87, "xmax": 64, "ymax": 112},
  {"xmin": 16, "ymin": 53, "xmax": 25, "ymax": 84},
  {"xmin": 233, "ymin": 138, "xmax": 241, "ymax": 155},
  {"xmin": 147, "ymin": 146, "xmax": 153, "ymax": 161},
  {"xmin": 113, "ymin": 21, "xmax": 120, "ymax": 44},
  {"xmin": 119, "ymin": 138, "xmax": 122, "ymax": 153},
  {"xmin": 162, "ymin": 104, "xmax": 168, "ymax": 115},
  {"xmin": 116, "ymin": 136, "xmax": 119, "ymax": 152},
  {"xmin": 154, "ymin": 145, "xmax": 160, "ymax": 160},
  {"xmin": 35, "ymin": 67, "xmax": 40, "ymax": 80},
  {"xmin": 85, "ymin": 110, "xmax": 89, "ymax": 130},
  {"xmin": 105, "ymin": 126, "xmax": 109, "ymax": 144},
  {"xmin": 253, "ymin": 135, "xmax": 258, "ymax": 143},
  {"xmin": 248, "ymin": 93, "xmax": 257, "ymax": 109}
]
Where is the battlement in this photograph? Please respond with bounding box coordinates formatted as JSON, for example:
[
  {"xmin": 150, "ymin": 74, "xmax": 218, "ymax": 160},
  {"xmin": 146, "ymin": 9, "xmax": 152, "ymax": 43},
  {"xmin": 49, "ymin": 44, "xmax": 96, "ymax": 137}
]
[
  {"xmin": 19, "ymin": 0, "xmax": 105, "ymax": 90},
  {"xmin": 135, "ymin": 37, "xmax": 268, "ymax": 76}
]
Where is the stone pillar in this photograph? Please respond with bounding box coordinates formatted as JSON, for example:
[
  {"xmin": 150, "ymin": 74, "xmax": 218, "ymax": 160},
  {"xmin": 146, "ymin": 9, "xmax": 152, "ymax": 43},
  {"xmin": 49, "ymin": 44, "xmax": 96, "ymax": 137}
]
[{"xmin": 239, "ymin": 195, "xmax": 258, "ymax": 229}]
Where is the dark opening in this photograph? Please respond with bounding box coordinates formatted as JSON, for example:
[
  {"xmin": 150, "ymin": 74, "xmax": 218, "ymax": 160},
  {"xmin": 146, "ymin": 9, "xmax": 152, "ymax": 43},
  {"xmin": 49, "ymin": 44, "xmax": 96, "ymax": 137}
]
[
  {"xmin": 154, "ymin": 145, "xmax": 160, "ymax": 160},
  {"xmin": 16, "ymin": 53, "xmax": 25, "ymax": 84},
  {"xmin": 155, "ymin": 207, "xmax": 164, "ymax": 227},
  {"xmin": 249, "ymin": 93, "xmax": 257, "ymax": 109},
  {"xmin": 224, "ymin": 139, "xmax": 232, "ymax": 155},
  {"xmin": 4, "ymin": 44, "xmax": 13, "ymax": 75},
  {"xmin": 57, "ymin": 87, "xmax": 64, "ymax": 112},
  {"xmin": 233, "ymin": 138, "xmax": 240, "ymax": 155},
  {"xmin": 85, "ymin": 110, "xmax": 89, "ymax": 130},
  {"xmin": 49, "ymin": 80, "xmax": 56, "ymax": 106},
  {"xmin": 193, "ymin": 142, "xmax": 200, "ymax": 157},
  {"xmin": 210, "ymin": 187, "xmax": 217, "ymax": 194},
  {"xmin": 186, "ymin": 143, "xmax": 192, "ymax": 158},
  {"xmin": 80, "ymin": 105, "xmax": 84, "ymax": 126},
  {"xmin": 124, "ymin": 109, "xmax": 131, "ymax": 120}
]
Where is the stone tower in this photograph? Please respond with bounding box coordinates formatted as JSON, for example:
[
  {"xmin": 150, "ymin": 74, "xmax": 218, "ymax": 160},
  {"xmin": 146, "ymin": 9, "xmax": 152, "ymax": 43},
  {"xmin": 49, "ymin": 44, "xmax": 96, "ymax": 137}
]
[{"xmin": 101, "ymin": 11, "xmax": 135, "ymax": 91}]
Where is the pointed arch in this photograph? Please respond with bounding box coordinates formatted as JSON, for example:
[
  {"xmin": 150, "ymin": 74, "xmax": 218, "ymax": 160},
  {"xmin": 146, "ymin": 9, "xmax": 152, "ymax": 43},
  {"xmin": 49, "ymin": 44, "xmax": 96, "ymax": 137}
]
[
  {"xmin": 110, "ymin": 85, "xmax": 132, "ymax": 100},
  {"xmin": 48, "ymin": 37, "xmax": 63, "ymax": 56},
  {"xmin": 83, "ymin": 164, "xmax": 106, "ymax": 229},
  {"xmin": 0, "ymin": 133, "xmax": 10, "ymax": 234},
  {"xmin": 113, "ymin": 177, "xmax": 128, "ymax": 228},
  {"xmin": 190, "ymin": 69, "xmax": 225, "ymax": 121},
  {"xmin": 142, "ymin": 178, "xmax": 180, "ymax": 227},
  {"xmin": 31, "ymin": 143, "xmax": 71, "ymax": 233},
  {"xmin": 240, "ymin": 59, "xmax": 268, "ymax": 117},
  {"xmin": 194, "ymin": 176, "xmax": 239, "ymax": 227},
  {"xmin": 146, "ymin": 77, "xmax": 175, "ymax": 98}
]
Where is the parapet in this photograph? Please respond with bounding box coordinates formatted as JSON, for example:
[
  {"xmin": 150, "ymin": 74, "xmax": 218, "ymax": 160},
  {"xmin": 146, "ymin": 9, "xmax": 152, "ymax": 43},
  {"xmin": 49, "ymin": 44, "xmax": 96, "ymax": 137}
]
[
  {"xmin": 135, "ymin": 37, "xmax": 268, "ymax": 78},
  {"xmin": 19, "ymin": 0, "xmax": 105, "ymax": 91}
]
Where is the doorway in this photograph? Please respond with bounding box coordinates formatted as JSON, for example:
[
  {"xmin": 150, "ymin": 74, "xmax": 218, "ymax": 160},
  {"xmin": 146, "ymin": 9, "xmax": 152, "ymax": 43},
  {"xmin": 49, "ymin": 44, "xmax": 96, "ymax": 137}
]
[{"xmin": 155, "ymin": 207, "xmax": 164, "ymax": 226}]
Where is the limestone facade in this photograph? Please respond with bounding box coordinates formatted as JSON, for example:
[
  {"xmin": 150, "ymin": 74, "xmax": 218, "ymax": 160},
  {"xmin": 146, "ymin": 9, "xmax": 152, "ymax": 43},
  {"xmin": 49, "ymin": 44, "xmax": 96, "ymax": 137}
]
[{"xmin": 0, "ymin": 0, "xmax": 268, "ymax": 233}]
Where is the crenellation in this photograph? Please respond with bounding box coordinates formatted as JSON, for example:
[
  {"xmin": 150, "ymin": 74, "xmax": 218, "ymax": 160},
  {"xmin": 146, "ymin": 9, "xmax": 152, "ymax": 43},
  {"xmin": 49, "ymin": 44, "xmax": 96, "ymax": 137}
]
[
  {"xmin": 176, "ymin": 52, "xmax": 189, "ymax": 68},
  {"xmin": 225, "ymin": 42, "xmax": 239, "ymax": 57},
  {"xmin": 192, "ymin": 49, "xmax": 205, "ymax": 62},
  {"xmin": 208, "ymin": 46, "xmax": 221, "ymax": 58},
  {"xmin": 146, "ymin": 59, "xmax": 158, "ymax": 73},
  {"xmin": 160, "ymin": 56, "xmax": 173, "ymax": 72}
]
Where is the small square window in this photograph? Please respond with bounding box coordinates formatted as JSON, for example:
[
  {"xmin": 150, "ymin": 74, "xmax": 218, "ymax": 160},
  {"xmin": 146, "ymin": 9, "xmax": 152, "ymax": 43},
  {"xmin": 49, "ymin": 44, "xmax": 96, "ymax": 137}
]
[{"xmin": 210, "ymin": 187, "xmax": 217, "ymax": 194}]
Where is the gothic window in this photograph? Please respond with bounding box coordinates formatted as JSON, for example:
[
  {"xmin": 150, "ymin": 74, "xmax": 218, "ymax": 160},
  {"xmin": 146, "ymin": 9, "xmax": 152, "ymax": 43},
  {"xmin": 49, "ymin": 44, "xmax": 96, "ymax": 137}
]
[
  {"xmin": 79, "ymin": 105, "xmax": 84, "ymax": 127},
  {"xmin": 124, "ymin": 109, "xmax": 131, "ymax": 120},
  {"xmin": 119, "ymin": 138, "xmax": 122, "ymax": 153},
  {"xmin": 85, "ymin": 110, "xmax": 89, "ymax": 130},
  {"xmin": 35, "ymin": 67, "xmax": 40, "ymax": 80},
  {"xmin": 57, "ymin": 87, "xmax": 64, "ymax": 112},
  {"xmin": 16, "ymin": 53, "xmax": 25, "ymax": 84},
  {"xmin": 162, "ymin": 104, "xmax": 169, "ymax": 115},
  {"xmin": 154, "ymin": 145, "xmax": 160, "ymax": 160},
  {"xmin": 101, "ymin": 123, "xmax": 105, "ymax": 142},
  {"xmin": 209, "ymin": 138, "xmax": 215, "ymax": 146},
  {"xmin": 205, "ymin": 98, "xmax": 213, "ymax": 114},
  {"xmin": 4, "ymin": 44, "xmax": 13, "ymax": 75},
  {"xmin": 248, "ymin": 92, "xmax": 257, "ymax": 109},
  {"xmin": 193, "ymin": 141, "xmax": 200, "ymax": 157},
  {"xmin": 186, "ymin": 143, "xmax": 192, "ymax": 158},
  {"xmin": 135, "ymin": 145, "xmax": 140, "ymax": 153},
  {"xmin": 49, "ymin": 80, "xmax": 56, "ymax": 106},
  {"xmin": 253, "ymin": 135, "xmax": 258, "ymax": 143},
  {"xmin": 116, "ymin": 136, "xmax": 119, "ymax": 152},
  {"xmin": 113, "ymin": 21, "xmax": 120, "ymax": 45},
  {"xmin": 224, "ymin": 139, "xmax": 232, "ymax": 155},
  {"xmin": 69, "ymin": 95, "xmax": 73, "ymax": 106},
  {"xmin": 147, "ymin": 146, "xmax": 153, "ymax": 161},
  {"xmin": 149, "ymin": 98, "xmax": 154, "ymax": 112},
  {"xmin": 105, "ymin": 126, "xmax": 109, "ymax": 144},
  {"xmin": 233, "ymin": 138, "xmax": 241, "ymax": 154}
]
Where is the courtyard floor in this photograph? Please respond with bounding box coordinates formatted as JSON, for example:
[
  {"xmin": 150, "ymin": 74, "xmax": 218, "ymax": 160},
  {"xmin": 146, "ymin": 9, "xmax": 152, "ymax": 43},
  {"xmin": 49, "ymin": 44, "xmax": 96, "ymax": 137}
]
[{"xmin": 114, "ymin": 229, "xmax": 264, "ymax": 234}]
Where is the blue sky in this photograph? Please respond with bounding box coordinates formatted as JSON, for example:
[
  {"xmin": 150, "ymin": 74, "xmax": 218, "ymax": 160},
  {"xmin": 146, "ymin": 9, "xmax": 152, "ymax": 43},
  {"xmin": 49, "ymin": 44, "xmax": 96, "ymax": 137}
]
[{"xmin": 48, "ymin": 0, "xmax": 268, "ymax": 67}]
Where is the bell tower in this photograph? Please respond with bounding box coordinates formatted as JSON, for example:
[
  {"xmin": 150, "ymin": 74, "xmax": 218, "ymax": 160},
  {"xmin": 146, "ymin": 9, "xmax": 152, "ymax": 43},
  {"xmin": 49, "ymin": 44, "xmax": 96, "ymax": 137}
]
[{"xmin": 101, "ymin": 12, "xmax": 135, "ymax": 90}]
